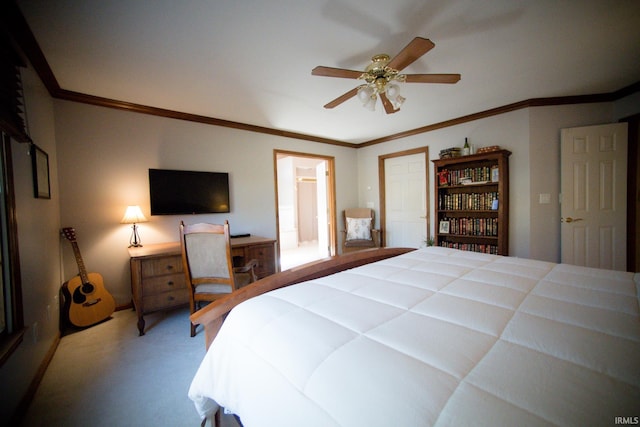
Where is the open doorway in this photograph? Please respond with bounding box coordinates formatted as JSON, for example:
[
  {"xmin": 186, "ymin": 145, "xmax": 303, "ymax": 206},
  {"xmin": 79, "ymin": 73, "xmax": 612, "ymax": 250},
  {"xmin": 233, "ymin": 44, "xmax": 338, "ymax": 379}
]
[{"xmin": 274, "ymin": 150, "xmax": 337, "ymax": 270}]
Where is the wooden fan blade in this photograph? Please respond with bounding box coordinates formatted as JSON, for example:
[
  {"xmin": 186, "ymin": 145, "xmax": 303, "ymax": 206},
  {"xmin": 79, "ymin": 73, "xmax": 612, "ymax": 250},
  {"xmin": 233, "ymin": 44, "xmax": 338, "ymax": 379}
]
[
  {"xmin": 403, "ymin": 73, "xmax": 461, "ymax": 84},
  {"xmin": 312, "ymin": 66, "xmax": 363, "ymax": 79},
  {"xmin": 387, "ymin": 37, "xmax": 435, "ymax": 71},
  {"xmin": 324, "ymin": 87, "xmax": 359, "ymax": 109},
  {"xmin": 379, "ymin": 92, "xmax": 399, "ymax": 114}
]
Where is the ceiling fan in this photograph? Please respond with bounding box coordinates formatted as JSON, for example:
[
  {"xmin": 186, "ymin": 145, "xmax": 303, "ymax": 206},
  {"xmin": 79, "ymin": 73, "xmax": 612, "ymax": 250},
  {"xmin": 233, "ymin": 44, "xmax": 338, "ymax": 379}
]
[{"xmin": 312, "ymin": 37, "xmax": 460, "ymax": 114}]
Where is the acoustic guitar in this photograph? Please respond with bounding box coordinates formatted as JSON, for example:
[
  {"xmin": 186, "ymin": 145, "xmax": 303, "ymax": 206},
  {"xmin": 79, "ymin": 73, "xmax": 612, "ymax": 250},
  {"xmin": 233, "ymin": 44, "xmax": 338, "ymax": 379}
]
[{"xmin": 61, "ymin": 227, "xmax": 116, "ymax": 327}]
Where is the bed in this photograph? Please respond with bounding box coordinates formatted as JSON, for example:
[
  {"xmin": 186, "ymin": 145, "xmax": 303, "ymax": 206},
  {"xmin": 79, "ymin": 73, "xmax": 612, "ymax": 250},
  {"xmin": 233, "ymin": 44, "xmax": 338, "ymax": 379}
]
[{"xmin": 188, "ymin": 246, "xmax": 640, "ymax": 426}]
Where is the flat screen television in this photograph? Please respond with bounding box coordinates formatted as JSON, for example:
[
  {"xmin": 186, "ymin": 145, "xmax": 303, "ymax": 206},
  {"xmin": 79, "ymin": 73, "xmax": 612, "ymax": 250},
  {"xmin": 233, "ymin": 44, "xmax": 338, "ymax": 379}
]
[{"xmin": 149, "ymin": 168, "xmax": 230, "ymax": 215}]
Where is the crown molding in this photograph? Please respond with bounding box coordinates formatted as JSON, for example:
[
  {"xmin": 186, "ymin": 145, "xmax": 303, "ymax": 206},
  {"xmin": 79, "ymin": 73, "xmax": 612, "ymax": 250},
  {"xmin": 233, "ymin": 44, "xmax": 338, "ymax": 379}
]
[
  {"xmin": 5, "ymin": 1, "xmax": 639, "ymax": 149},
  {"xmin": 54, "ymin": 89, "xmax": 355, "ymax": 148},
  {"xmin": 359, "ymin": 86, "xmax": 640, "ymax": 147}
]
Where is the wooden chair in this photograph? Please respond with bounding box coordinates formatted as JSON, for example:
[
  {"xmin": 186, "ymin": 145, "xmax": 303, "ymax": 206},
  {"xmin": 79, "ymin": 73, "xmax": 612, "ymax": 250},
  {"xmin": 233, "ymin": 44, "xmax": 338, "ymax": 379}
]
[
  {"xmin": 341, "ymin": 208, "xmax": 381, "ymax": 253},
  {"xmin": 180, "ymin": 221, "xmax": 258, "ymax": 337}
]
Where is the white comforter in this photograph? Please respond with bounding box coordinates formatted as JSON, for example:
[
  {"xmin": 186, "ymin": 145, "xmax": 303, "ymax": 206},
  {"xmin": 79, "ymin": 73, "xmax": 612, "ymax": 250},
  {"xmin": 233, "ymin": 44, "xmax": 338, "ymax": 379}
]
[{"xmin": 189, "ymin": 247, "xmax": 640, "ymax": 426}]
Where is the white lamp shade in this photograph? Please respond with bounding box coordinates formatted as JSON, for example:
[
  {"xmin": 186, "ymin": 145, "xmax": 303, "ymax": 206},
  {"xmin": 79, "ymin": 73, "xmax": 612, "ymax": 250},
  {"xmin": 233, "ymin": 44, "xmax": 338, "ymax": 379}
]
[
  {"xmin": 357, "ymin": 86, "xmax": 374, "ymax": 103},
  {"xmin": 386, "ymin": 83, "xmax": 400, "ymax": 98},
  {"xmin": 121, "ymin": 205, "xmax": 147, "ymax": 224},
  {"xmin": 391, "ymin": 95, "xmax": 405, "ymax": 109},
  {"xmin": 363, "ymin": 95, "xmax": 376, "ymax": 111}
]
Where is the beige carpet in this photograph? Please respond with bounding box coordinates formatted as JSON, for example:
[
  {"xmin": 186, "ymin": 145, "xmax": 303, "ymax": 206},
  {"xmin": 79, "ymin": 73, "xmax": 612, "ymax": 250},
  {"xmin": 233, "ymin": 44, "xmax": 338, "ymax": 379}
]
[{"xmin": 22, "ymin": 307, "xmax": 239, "ymax": 427}]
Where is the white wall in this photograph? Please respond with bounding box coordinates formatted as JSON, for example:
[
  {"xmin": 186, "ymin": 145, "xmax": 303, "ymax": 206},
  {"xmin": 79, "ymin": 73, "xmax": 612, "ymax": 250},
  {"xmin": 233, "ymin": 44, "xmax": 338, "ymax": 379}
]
[
  {"xmin": 53, "ymin": 101, "xmax": 359, "ymax": 306},
  {"xmin": 0, "ymin": 65, "xmax": 62, "ymax": 421},
  {"xmin": 528, "ymin": 102, "xmax": 615, "ymax": 262},
  {"xmin": 357, "ymin": 109, "xmax": 531, "ymax": 257},
  {"xmin": 357, "ymin": 101, "xmax": 634, "ymax": 262}
]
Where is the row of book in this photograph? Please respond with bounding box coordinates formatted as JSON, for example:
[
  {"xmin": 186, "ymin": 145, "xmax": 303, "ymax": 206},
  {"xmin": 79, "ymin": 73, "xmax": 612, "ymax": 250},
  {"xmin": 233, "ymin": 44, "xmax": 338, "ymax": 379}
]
[
  {"xmin": 440, "ymin": 217, "xmax": 499, "ymax": 236},
  {"xmin": 438, "ymin": 241, "xmax": 499, "ymax": 254},
  {"xmin": 438, "ymin": 166, "xmax": 494, "ymax": 186},
  {"xmin": 439, "ymin": 192, "xmax": 499, "ymax": 211}
]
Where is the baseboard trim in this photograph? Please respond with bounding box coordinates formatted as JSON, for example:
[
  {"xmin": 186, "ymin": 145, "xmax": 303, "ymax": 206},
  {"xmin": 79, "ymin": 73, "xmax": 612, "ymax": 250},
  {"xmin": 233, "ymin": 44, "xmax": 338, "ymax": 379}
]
[{"xmin": 116, "ymin": 301, "xmax": 133, "ymax": 311}]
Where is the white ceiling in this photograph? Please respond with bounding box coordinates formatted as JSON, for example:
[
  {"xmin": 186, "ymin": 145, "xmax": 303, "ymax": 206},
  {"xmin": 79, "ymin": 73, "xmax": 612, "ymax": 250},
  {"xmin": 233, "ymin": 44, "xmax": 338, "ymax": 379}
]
[{"xmin": 17, "ymin": 0, "xmax": 640, "ymax": 144}]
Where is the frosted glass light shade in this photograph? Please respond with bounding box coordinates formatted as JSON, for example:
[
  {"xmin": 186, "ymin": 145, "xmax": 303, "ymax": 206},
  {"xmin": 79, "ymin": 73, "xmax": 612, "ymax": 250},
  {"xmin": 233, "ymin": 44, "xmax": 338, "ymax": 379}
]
[
  {"xmin": 357, "ymin": 86, "xmax": 374, "ymax": 103},
  {"xmin": 386, "ymin": 83, "xmax": 400, "ymax": 98}
]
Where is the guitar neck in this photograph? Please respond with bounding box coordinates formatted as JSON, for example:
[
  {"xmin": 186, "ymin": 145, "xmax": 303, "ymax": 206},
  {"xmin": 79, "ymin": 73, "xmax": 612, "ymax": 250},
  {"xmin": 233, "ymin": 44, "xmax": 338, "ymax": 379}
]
[{"xmin": 70, "ymin": 241, "xmax": 90, "ymax": 284}]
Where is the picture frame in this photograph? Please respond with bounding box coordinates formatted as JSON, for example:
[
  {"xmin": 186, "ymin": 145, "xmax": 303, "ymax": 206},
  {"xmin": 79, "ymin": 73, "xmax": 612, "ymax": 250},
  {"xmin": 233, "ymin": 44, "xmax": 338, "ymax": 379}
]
[
  {"xmin": 31, "ymin": 144, "xmax": 51, "ymax": 199},
  {"xmin": 491, "ymin": 165, "xmax": 499, "ymax": 182},
  {"xmin": 439, "ymin": 220, "xmax": 450, "ymax": 234}
]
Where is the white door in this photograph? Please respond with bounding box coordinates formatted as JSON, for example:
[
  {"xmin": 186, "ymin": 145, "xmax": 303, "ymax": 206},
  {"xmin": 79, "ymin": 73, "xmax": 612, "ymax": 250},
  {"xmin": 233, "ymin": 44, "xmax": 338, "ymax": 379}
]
[
  {"xmin": 384, "ymin": 153, "xmax": 427, "ymax": 248},
  {"xmin": 561, "ymin": 123, "xmax": 628, "ymax": 270},
  {"xmin": 316, "ymin": 161, "xmax": 329, "ymax": 257}
]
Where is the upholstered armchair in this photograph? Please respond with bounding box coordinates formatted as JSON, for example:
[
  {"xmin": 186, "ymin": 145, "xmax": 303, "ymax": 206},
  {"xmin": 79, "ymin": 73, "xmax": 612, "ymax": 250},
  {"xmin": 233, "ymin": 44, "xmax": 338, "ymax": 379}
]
[{"xmin": 341, "ymin": 208, "xmax": 381, "ymax": 253}]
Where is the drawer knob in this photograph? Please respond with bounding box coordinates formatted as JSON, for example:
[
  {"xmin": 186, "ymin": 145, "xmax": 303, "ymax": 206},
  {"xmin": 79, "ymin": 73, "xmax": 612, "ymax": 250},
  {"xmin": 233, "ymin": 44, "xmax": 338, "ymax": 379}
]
[
  {"xmin": 167, "ymin": 296, "xmax": 175, "ymax": 301},
  {"xmin": 166, "ymin": 265, "xmax": 174, "ymax": 270},
  {"xmin": 167, "ymin": 281, "xmax": 174, "ymax": 286}
]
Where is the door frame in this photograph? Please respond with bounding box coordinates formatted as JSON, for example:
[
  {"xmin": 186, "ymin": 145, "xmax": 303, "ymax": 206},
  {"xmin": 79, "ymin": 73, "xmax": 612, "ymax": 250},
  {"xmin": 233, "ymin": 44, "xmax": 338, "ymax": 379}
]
[
  {"xmin": 273, "ymin": 150, "xmax": 337, "ymax": 268},
  {"xmin": 378, "ymin": 146, "xmax": 430, "ymax": 247},
  {"xmin": 621, "ymin": 113, "xmax": 640, "ymax": 271}
]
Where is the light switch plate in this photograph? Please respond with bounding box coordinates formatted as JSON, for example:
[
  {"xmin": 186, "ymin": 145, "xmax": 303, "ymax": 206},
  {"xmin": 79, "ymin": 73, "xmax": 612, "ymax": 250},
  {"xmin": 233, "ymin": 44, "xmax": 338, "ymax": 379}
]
[{"xmin": 539, "ymin": 193, "xmax": 551, "ymax": 204}]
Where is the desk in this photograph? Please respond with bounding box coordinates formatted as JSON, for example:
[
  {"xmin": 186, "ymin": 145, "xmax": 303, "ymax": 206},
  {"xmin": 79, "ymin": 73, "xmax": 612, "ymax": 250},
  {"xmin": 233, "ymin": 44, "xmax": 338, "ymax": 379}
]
[{"xmin": 129, "ymin": 236, "xmax": 277, "ymax": 335}]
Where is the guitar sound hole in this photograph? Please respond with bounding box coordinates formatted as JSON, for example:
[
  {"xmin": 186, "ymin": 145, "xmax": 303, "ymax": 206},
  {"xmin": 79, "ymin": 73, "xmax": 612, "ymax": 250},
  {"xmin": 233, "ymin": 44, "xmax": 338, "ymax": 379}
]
[{"xmin": 81, "ymin": 282, "xmax": 95, "ymax": 294}]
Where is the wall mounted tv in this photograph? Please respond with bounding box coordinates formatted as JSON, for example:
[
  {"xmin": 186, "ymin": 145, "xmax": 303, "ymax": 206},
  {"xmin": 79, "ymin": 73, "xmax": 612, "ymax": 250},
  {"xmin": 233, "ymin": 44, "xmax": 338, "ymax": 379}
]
[{"xmin": 149, "ymin": 168, "xmax": 230, "ymax": 215}]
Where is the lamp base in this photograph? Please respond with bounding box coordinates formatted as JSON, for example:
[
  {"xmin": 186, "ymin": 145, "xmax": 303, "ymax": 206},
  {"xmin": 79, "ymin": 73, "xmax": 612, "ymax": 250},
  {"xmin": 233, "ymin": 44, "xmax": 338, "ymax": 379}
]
[{"xmin": 129, "ymin": 224, "xmax": 143, "ymax": 248}]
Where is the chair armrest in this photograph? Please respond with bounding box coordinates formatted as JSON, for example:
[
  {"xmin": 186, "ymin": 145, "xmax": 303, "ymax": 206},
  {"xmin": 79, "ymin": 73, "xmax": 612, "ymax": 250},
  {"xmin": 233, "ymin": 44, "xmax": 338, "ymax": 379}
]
[
  {"xmin": 372, "ymin": 229, "xmax": 381, "ymax": 247},
  {"xmin": 234, "ymin": 258, "xmax": 258, "ymax": 272},
  {"xmin": 234, "ymin": 258, "xmax": 259, "ymax": 283}
]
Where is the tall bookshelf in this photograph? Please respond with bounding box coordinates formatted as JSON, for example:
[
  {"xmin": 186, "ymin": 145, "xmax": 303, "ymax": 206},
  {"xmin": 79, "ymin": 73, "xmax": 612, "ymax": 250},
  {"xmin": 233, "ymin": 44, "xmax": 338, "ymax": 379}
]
[{"xmin": 432, "ymin": 149, "xmax": 511, "ymax": 255}]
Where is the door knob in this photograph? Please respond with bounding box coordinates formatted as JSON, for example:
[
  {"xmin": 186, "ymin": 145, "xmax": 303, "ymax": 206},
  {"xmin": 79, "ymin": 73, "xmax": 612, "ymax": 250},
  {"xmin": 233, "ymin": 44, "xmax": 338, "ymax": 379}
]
[{"xmin": 562, "ymin": 217, "xmax": 584, "ymax": 223}]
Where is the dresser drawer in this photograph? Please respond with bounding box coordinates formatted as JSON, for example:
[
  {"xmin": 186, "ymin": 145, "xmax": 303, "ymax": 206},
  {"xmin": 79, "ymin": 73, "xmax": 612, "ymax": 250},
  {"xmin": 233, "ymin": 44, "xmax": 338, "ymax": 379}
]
[
  {"xmin": 141, "ymin": 255, "xmax": 183, "ymax": 278},
  {"xmin": 142, "ymin": 273, "xmax": 187, "ymax": 296},
  {"xmin": 129, "ymin": 239, "xmax": 275, "ymax": 336},
  {"xmin": 247, "ymin": 244, "xmax": 276, "ymax": 277},
  {"xmin": 142, "ymin": 289, "xmax": 189, "ymax": 312}
]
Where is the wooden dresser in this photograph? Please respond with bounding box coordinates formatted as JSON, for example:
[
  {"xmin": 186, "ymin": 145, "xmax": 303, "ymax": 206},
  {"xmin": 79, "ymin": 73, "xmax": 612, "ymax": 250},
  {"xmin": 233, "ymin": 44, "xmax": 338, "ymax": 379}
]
[{"xmin": 129, "ymin": 236, "xmax": 277, "ymax": 335}]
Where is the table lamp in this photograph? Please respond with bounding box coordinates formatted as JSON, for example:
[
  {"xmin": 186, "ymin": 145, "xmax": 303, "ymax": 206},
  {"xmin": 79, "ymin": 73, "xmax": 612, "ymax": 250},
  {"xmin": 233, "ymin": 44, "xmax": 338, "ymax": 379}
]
[{"xmin": 121, "ymin": 205, "xmax": 148, "ymax": 247}]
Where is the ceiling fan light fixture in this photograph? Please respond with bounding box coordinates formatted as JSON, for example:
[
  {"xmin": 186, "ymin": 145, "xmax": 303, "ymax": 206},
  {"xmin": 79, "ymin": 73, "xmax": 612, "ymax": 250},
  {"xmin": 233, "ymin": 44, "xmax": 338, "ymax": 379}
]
[
  {"xmin": 386, "ymin": 83, "xmax": 405, "ymax": 109},
  {"xmin": 391, "ymin": 94, "xmax": 405, "ymax": 110},
  {"xmin": 365, "ymin": 54, "xmax": 390, "ymax": 74},
  {"xmin": 357, "ymin": 85, "xmax": 378, "ymax": 110},
  {"xmin": 312, "ymin": 37, "xmax": 460, "ymax": 114},
  {"xmin": 386, "ymin": 83, "xmax": 400, "ymax": 98},
  {"xmin": 363, "ymin": 95, "xmax": 376, "ymax": 111},
  {"xmin": 357, "ymin": 85, "xmax": 374, "ymax": 103}
]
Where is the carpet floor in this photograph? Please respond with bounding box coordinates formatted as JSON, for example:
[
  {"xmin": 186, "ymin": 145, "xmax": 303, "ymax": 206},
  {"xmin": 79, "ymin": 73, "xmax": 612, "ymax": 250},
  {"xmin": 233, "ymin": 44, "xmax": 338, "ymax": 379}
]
[{"xmin": 21, "ymin": 307, "xmax": 239, "ymax": 427}]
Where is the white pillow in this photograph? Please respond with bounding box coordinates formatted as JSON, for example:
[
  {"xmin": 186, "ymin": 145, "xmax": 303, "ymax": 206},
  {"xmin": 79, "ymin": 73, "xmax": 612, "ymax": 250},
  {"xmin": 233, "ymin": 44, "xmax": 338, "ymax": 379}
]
[{"xmin": 346, "ymin": 217, "xmax": 372, "ymax": 240}]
